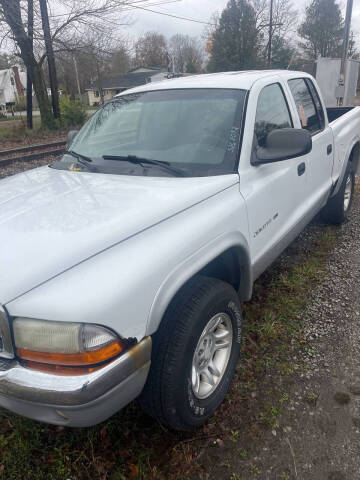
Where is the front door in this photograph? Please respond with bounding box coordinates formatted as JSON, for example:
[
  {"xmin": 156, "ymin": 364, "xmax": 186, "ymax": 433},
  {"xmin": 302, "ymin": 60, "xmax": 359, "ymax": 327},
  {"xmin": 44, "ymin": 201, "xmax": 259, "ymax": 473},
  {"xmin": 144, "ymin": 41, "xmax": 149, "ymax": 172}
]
[{"xmin": 239, "ymin": 78, "xmax": 308, "ymax": 278}]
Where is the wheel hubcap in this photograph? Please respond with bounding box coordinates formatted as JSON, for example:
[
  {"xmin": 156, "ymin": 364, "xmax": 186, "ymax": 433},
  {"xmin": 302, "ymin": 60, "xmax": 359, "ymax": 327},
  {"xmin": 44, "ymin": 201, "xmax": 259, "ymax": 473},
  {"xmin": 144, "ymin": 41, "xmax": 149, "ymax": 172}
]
[
  {"xmin": 344, "ymin": 174, "xmax": 353, "ymax": 212},
  {"xmin": 191, "ymin": 313, "xmax": 233, "ymax": 399}
]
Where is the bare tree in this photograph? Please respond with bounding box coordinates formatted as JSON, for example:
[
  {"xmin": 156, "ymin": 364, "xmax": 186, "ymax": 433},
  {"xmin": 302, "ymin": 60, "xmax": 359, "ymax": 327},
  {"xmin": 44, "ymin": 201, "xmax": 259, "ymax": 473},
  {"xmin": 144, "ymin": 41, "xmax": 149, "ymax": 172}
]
[
  {"xmin": 0, "ymin": 0, "xmax": 54, "ymax": 127},
  {"xmin": 26, "ymin": 0, "xmax": 34, "ymax": 129},
  {"xmin": 168, "ymin": 34, "xmax": 204, "ymax": 73},
  {"xmin": 39, "ymin": 0, "xmax": 60, "ymax": 118},
  {"xmin": 134, "ymin": 32, "xmax": 168, "ymax": 68},
  {"xmin": 250, "ymin": 0, "xmax": 297, "ymax": 66},
  {"xmin": 111, "ymin": 44, "xmax": 131, "ymax": 74},
  {"xmin": 0, "ymin": 0, "xmax": 134, "ymax": 127}
]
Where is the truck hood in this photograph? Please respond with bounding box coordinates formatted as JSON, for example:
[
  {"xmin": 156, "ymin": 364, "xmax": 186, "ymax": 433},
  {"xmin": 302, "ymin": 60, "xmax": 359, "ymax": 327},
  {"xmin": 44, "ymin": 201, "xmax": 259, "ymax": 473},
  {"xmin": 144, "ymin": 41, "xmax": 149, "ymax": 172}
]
[{"xmin": 0, "ymin": 167, "xmax": 238, "ymax": 304}]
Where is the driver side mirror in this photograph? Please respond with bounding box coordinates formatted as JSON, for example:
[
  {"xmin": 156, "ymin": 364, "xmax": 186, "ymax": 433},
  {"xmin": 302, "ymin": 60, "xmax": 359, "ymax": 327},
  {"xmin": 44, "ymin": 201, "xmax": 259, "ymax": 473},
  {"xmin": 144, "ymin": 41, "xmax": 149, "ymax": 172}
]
[
  {"xmin": 253, "ymin": 128, "xmax": 312, "ymax": 165},
  {"xmin": 66, "ymin": 130, "xmax": 79, "ymax": 150}
]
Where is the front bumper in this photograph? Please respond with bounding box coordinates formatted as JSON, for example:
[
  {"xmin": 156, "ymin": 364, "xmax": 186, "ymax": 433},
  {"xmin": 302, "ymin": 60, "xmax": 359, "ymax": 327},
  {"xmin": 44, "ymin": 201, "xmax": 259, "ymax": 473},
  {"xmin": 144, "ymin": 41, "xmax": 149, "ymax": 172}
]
[{"xmin": 0, "ymin": 337, "xmax": 151, "ymax": 427}]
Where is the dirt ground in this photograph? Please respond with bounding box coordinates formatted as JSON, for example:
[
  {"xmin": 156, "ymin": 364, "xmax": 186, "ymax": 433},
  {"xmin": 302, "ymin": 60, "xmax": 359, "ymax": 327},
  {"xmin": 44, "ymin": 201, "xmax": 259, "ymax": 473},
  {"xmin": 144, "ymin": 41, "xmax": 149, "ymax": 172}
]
[{"xmin": 190, "ymin": 196, "xmax": 360, "ymax": 480}]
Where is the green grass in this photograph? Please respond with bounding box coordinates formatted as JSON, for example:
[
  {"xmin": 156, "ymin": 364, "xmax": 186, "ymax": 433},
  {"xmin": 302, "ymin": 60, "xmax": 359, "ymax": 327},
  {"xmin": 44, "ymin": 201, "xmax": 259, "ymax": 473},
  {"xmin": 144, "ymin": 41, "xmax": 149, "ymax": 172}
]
[{"xmin": 0, "ymin": 220, "xmax": 340, "ymax": 480}]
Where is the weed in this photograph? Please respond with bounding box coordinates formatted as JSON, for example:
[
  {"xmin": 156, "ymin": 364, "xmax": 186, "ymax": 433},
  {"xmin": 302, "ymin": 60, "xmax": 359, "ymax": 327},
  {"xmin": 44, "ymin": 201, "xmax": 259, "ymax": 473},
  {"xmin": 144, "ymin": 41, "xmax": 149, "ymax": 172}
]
[
  {"xmin": 240, "ymin": 449, "xmax": 248, "ymax": 458},
  {"xmin": 230, "ymin": 473, "xmax": 244, "ymax": 480},
  {"xmin": 279, "ymin": 472, "xmax": 290, "ymax": 480},
  {"xmin": 260, "ymin": 405, "xmax": 280, "ymax": 427},
  {"xmin": 280, "ymin": 393, "xmax": 290, "ymax": 404}
]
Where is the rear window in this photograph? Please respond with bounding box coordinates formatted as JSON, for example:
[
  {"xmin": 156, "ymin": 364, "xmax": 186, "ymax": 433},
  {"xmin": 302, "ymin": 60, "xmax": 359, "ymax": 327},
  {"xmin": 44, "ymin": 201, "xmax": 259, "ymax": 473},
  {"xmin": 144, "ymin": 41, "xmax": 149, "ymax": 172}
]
[{"xmin": 288, "ymin": 78, "xmax": 322, "ymax": 134}]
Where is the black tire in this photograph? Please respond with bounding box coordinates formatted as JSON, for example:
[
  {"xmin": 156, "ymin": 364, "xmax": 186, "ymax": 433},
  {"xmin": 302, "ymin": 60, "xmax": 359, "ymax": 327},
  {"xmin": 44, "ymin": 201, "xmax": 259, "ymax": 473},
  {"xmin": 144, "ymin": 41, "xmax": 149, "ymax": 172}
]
[
  {"xmin": 322, "ymin": 162, "xmax": 355, "ymax": 225},
  {"xmin": 139, "ymin": 276, "xmax": 243, "ymax": 431}
]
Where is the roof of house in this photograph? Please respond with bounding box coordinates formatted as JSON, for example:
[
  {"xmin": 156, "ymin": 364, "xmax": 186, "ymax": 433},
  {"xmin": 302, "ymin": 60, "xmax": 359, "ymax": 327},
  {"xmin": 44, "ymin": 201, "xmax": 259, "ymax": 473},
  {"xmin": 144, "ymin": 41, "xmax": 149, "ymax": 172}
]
[
  {"xmin": 86, "ymin": 71, "xmax": 164, "ymax": 91},
  {"xmin": 128, "ymin": 66, "xmax": 167, "ymax": 73}
]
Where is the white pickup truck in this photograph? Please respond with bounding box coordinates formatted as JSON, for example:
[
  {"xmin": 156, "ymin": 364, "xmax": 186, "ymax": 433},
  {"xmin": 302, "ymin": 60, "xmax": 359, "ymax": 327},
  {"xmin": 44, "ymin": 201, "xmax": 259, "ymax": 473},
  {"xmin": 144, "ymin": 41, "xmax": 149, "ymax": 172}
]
[{"xmin": 0, "ymin": 70, "xmax": 359, "ymax": 431}]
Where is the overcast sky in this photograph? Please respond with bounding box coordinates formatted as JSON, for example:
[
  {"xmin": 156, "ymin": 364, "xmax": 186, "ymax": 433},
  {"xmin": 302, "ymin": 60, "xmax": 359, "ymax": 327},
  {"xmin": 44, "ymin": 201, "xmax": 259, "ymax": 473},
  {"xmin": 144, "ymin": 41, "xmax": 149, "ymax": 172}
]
[
  {"xmin": 1, "ymin": 0, "xmax": 359, "ymax": 54},
  {"xmin": 127, "ymin": 0, "xmax": 360, "ymax": 42}
]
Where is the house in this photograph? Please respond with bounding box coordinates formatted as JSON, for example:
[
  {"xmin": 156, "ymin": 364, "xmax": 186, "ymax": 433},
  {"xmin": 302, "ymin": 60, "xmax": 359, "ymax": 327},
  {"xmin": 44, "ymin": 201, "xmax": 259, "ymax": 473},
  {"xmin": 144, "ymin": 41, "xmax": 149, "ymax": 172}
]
[
  {"xmin": 86, "ymin": 67, "xmax": 179, "ymax": 106},
  {"xmin": 46, "ymin": 87, "xmax": 64, "ymax": 97},
  {"xmin": 0, "ymin": 66, "xmax": 26, "ymax": 107}
]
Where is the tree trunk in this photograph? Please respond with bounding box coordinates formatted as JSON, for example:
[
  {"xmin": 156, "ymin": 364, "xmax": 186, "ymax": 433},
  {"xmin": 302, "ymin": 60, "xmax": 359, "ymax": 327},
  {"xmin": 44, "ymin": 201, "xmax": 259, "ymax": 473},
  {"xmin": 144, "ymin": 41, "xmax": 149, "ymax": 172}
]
[
  {"xmin": 0, "ymin": 0, "xmax": 54, "ymax": 128},
  {"xmin": 26, "ymin": 0, "xmax": 34, "ymax": 129},
  {"xmin": 39, "ymin": 0, "xmax": 60, "ymax": 119},
  {"xmin": 32, "ymin": 64, "xmax": 55, "ymax": 128},
  {"xmin": 95, "ymin": 59, "xmax": 105, "ymax": 104}
]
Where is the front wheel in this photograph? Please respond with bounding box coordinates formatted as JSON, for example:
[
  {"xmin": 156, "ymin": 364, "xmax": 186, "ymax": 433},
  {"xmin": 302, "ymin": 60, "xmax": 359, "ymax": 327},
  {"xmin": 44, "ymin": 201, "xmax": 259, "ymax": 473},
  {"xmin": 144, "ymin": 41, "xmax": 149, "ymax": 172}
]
[
  {"xmin": 322, "ymin": 163, "xmax": 355, "ymax": 225},
  {"xmin": 139, "ymin": 276, "xmax": 243, "ymax": 431}
]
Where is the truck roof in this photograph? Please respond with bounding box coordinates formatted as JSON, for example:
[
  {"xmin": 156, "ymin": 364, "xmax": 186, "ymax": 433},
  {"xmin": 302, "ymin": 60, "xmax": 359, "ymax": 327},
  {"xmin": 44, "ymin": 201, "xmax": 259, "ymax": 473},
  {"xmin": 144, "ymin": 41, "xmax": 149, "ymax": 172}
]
[{"xmin": 116, "ymin": 70, "xmax": 311, "ymax": 96}]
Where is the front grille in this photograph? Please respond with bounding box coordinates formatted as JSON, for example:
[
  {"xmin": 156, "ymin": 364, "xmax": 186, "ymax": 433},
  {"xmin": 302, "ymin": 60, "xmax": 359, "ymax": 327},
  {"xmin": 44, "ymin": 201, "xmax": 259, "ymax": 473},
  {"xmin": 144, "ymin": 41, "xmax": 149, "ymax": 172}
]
[{"xmin": 0, "ymin": 305, "xmax": 14, "ymax": 359}]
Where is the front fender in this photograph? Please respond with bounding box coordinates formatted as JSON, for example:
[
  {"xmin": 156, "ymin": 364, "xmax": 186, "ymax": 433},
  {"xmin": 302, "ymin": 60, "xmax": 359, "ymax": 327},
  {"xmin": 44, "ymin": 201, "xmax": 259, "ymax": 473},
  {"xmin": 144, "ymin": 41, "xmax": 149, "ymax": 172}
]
[
  {"xmin": 6, "ymin": 184, "xmax": 249, "ymax": 342},
  {"xmin": 146, "ymin": 231, "xmax": 252, "ymax": 336}
]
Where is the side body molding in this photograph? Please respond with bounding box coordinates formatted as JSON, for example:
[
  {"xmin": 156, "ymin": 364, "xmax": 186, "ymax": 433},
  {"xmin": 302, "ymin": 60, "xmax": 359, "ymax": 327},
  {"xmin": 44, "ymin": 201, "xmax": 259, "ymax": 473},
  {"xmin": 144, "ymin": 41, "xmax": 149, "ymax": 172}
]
[{"xmin": 146, "ymin": 232, "xmax": 252, "ymax": 336}]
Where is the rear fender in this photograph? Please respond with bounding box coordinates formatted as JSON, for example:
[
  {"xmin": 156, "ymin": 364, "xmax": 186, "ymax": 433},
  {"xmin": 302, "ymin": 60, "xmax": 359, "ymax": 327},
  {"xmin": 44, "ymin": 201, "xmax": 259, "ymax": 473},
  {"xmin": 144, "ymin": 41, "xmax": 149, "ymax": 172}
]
[{"xmin": 332, "ymin": 138, "xmax": 360, "ymax": 197}]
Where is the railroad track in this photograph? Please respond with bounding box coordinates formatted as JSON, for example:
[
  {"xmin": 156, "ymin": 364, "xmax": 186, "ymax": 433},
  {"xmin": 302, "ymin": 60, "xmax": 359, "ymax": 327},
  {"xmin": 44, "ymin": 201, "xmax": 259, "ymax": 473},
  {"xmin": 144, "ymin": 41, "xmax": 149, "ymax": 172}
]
[{"xmin": 0, "ymin": 140, "xmax": 66, "ymax": 167}]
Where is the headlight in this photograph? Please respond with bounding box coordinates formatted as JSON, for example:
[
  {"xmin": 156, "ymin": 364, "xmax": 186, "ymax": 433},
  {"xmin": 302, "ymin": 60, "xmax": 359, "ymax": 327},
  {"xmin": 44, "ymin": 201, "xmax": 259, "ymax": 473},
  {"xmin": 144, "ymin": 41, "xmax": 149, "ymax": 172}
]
[{"xmin": 13, "ymin": 318, "xmax": 126, "ymax": 368}]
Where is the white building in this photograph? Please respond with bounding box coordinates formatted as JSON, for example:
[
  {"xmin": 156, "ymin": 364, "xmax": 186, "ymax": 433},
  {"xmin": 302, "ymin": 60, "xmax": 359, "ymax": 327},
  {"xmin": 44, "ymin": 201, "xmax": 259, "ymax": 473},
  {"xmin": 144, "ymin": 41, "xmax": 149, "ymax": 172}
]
[{"xmin": 0, "ymin": 66, "xmax": 27, "ymax": 106}]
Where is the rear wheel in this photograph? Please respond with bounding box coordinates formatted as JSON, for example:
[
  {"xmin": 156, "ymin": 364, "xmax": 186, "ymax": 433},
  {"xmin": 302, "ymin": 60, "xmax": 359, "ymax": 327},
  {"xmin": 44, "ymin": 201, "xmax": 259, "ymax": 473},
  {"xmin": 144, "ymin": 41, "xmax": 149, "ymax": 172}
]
[
  {"xmin": 140, "ymin": 276, "xmax": 243, "ymax": 431},
  {"xmin": 322, "ymin": 162, "xmax": 355, "ymax": 225}
]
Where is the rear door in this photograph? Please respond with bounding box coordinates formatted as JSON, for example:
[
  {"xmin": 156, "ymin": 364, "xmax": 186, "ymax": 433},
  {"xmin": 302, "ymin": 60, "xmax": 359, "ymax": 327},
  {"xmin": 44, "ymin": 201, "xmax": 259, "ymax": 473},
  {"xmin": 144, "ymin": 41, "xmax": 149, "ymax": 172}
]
[
  {"xmin": 239, "ymin": 77, "xmax": 308, "ymax": 278},
  {"xmin": 287, "ymin": 77, "xmax": 333, "ymax": 211}
]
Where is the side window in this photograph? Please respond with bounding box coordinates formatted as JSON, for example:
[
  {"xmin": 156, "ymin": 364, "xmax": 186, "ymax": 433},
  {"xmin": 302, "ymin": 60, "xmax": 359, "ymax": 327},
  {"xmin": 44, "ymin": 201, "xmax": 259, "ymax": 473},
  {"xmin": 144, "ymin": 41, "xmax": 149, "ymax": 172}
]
[
  {"xmin": 305, "ymin": 79, "xmax": 325, "ymax": 130},
  {"xmin": 254, "ymin": 83, "xmax": 293, "ymax": 147},
  {"xmin": 288, "ymin": 78, "xmax": 321, "ymax": 134}
]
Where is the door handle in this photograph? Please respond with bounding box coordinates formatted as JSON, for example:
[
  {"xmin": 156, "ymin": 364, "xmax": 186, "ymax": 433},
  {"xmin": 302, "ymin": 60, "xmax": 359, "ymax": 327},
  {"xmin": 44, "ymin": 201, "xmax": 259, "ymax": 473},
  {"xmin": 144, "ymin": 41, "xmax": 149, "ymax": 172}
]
[
  {"xmin": 327, "ymin": 144, "xmax": 333, "ymax": 155},
  {"xmin": 297, "ymin": 162, "xmax": 306, "ymax": 176}
]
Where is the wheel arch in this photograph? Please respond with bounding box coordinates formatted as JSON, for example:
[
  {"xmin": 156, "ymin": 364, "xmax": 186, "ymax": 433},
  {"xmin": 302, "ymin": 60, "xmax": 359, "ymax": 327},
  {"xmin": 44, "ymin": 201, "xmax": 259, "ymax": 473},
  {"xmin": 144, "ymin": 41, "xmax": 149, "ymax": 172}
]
[
  {"xmin": 333, "ymin": 139, "xmax": 360, "ymax": 196},
  {"xmin": 349, "ymin": 141, "xmax": 360, "ymax": 174},
  {"xmin": 145, "ymin": 232, "xmax": 252, "ymax": 336}
]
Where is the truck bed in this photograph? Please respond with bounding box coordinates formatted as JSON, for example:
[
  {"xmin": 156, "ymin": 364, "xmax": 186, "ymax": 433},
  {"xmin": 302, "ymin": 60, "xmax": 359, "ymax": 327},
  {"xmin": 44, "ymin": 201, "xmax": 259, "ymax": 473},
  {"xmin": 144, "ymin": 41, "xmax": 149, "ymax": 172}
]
[
  {"xmin": 327, "ymin": 105, "xmax": 360, "ymax": 180},
  {"xmin": 327, "ymin": 106, "xmax": 355, "ymax": 123}
]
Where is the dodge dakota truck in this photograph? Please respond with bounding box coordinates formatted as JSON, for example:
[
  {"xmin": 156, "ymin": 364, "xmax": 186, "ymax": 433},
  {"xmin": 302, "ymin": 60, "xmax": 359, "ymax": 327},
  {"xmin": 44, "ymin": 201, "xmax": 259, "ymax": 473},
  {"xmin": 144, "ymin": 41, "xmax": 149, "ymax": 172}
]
[{"xmin": 0, "ymin": 70, "xmax": 359, "ymax": 431}]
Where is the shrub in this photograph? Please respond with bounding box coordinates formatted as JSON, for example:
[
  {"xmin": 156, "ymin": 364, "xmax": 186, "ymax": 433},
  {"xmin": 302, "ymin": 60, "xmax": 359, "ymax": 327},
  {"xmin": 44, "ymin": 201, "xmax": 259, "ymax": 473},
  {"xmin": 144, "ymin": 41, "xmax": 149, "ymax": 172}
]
[
  {"xmin": 14, "ymin": 95, "xmax": 26, "ymax": 112},
  {"xmin": 59, "ymin": 95, "xmax": 87, "ymax": 127}
]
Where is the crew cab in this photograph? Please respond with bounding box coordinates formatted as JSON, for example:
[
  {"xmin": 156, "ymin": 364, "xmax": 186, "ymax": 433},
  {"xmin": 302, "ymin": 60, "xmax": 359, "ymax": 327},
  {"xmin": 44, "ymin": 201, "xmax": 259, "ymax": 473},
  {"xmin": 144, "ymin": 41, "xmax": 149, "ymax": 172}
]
[{"xmin": 0, "ymin": 70, "xmax": 359, "ymax": 431}]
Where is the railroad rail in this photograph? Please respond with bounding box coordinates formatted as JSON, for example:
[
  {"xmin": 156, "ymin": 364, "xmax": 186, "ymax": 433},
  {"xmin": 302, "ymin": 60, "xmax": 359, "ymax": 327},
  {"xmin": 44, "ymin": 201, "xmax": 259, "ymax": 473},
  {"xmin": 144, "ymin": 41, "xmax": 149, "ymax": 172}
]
[{"xmin": 0, "ymin": 140, "xmax": 66, "ymax": 167}]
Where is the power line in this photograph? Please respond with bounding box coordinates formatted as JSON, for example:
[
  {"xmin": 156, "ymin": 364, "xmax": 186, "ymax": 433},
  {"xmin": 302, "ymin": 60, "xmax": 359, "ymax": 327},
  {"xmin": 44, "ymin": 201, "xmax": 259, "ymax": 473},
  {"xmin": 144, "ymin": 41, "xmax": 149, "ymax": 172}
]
[
  {"xmin": 129, "ymin": 4, "xmax": 216, "ymax": 25},
  {"xmin": 47, "ymin": 1, "xmax": 181, "ymax": 18},
  {"xmin": 39, "ymin": 0, "xmax": 216, "ymax": 28}
]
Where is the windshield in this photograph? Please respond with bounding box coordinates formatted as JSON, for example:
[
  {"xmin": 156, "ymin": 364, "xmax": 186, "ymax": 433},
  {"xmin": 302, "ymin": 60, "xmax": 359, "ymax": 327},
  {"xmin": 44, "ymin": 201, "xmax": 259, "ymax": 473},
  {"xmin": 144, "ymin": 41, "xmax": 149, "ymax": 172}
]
[{"xmin": 53, "ymin": 88, "xmax": 247, "ymax": 177}]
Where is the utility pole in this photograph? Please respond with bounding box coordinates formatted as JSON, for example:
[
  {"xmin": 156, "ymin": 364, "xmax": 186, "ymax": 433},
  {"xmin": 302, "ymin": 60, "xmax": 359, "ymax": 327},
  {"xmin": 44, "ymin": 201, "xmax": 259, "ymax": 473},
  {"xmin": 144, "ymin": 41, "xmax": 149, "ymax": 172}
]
[
  {"xmin": 39, "ymin": 0, "xmax": 60, "ymax": 119},
  {"xmin": 338, "ymin": 0, "xmax": 353, "ymax": 106},
  {"xmin": 341, "ymin": 0, "xmax": 353, "ymax": 73},
  {"xmin": 267, "ymin": 0, "xmax": 273, "ymax": 68},
  {"xmin": 26, "ymin": 0, "xmax": 33, "ymax": 129},
  {"xmin": 73, "ymin": 56, "xmax": 81, "ymax": 97}
]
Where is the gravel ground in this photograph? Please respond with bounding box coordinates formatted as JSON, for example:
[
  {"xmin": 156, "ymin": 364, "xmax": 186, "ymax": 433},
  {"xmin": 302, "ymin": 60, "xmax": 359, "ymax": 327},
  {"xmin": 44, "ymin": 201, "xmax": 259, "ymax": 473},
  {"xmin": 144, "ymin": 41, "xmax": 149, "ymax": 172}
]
[
  {"xmin": 0, "ymin": 156, "xmax": 55, "ymax": 179},
  {"xmin": 0, "ymin": 133, "xmax": 67, "ymax": 151}
]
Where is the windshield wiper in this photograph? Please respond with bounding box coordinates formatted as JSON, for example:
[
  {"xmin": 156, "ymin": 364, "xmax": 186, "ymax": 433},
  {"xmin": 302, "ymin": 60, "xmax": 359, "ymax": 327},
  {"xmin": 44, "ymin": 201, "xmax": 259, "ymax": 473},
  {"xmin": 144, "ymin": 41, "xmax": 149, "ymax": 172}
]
[
  {"xmin": 65, "ymin": 150, "xmax": 93, "ymax": 163},
  {"xmin": 102, "ymin": 154, "xmax": 187, "ymax": 177},
  {"xmin": 64, "ymin": 150, "xmax": 97, "ymax": 171}
]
